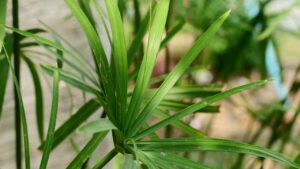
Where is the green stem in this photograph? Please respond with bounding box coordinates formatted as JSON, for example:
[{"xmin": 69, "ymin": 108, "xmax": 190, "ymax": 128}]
[
  {"xmin": 164, "ymin": 0, "xmax": 173, "ymax": 74},
  {"xmin": 163, "ymin": 0, "xmax": 174, "ymax": 138},
  {"xmin": 133, "ymin": 0, "xmax": 141, "ymax": 33},
  {"xmin": 12, "ymin": 0, "xmax": 21, "ymax": 168},
  {"xmin": 92, "ymin": 149, "xmax": 118, "ymax": 169}
]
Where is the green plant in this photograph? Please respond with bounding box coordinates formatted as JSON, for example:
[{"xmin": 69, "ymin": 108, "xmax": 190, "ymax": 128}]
[
  {"xmin": 1, "ymin": 0, "xmax": 300, "ymax": 168},
  {"xmin": 164, "ymin": 0, "xmax": 299, "ymax": 80},
  {"xmin": 1, "ymin": 0, "xmax": 33, "ymax": 168}
]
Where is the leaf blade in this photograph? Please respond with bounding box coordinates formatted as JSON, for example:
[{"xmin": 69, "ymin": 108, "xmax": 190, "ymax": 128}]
[
  {"xmin": 39, "ymin": 70, "xmax": 60, "ymax": 169},
  {"xmin": 130, "ymin": 10, "xmax": 231, "ymax": 137},
  {"xmin": 125, "ymin": 0, "xmax": 170, "ymax": 136},
  {"xmin": 137, "ymin": 138, "xmax": 300, "ymax": 168},
  {"xmin": 78, "ymin": 119, "xmax": 117, "ymax": 134},
  {"xmin": 23, "ymin": 56, "xmax": 44, "ymax": 143},
  {"xmin": 66, "ymin": 0, "xmax": 117, "ymax": 124},
  {"xmin": 39, "ymin": 99, "xmax": 101, "ymax": 150},
  {"xmin": 0, "ymin": 0, "xmax": 7, "ymax": 52},
  {"xmin": 134, "ymin": 80, "xmax": 269, "ymax": 139},
  {"xmin": 105, "ymin": 0, "xmax": 128, "ymax": 128},
  {"xmin": 66, "ymin": 131, "xmax": 108, "ymax": 169},
  {"xmin": 0, "ymin": 35, "xmax": 12, "ymax": 117},
  {"xmin": 3, "ymin": 44, "xmax": 31, "ymax": 168}
]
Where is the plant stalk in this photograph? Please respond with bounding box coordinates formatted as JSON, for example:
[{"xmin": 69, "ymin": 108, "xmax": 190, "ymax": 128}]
[
  {"xmin": 164, "ymin": 0, "xmax": 174, "ymax": 138},
  {"xmin": 92, "ymin": 149, "xmax": 118, "ymax": 169},
  {"xmin": 12, "ymin": 0, "xmax": 22, "ymax": 168}
]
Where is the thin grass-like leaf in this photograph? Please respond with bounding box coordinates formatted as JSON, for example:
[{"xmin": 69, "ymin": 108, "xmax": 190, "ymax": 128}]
[
  {"xmin": 41, "ymin": 43, "xmax": 98, "ymax": 85},
  {"xmin": 134, "ymin": 80, "xmax": 268, "ymax": 139},
  {"xmin": 160, "ymin": 20, "xmax": 185, "ymax": 49},
  {"xmin": 144, "ymin": 152, "xmax": 173, "ymax": 169},
  {"xmin": 148, "ymin": 152, "xmax": 211, "ymax": 169},
  {"xmin": 289, "ymin": 154, "xmax": 300, "ymax": 169},
  {"xmin": 105, "ymin": 0, "xmax": 128, "ymax": 128},
  {"xmin": 139, "ymin": 84, "xmax": 223, "ymax": 101},
  {"xmin": 39, "ymin": 99, "xmax": 101, "ymax": 150},
  {"xmin": 154, "ymin": 110, "xmax": 205, "ymax": 137},
  {"xmin": 23, "ymin": 55, "xmax": 44, "ymax": 142},
  {"xmin": 40, "ymin": 21, "xmax": 90, "ymax": 64},
  {"xmin": 130, "ymin": 10, "xmax": 231, "ymax": 137},
  {"xmin": 127, "ymin": 9, "xmax": 151, "ymax": 65},
  {"xmin": 41, "ymin": 65, "xmax": 101, "ymax": 95},
  {"xmin": 122, "ymin": 154, "xmax": 139, "ymax": 169},
  {"xmin": 66, "ymin": 131, "xmax": 108, "ymax": 169},
  {"xmin": 3, "ymin": 46, "xmax": 31, "ymax": 168},
  {"xmin": 137, "ymin": 137, "xmax": 300, "ymax": 168},
  {"xmin": 39, "ymin": 70, "xmax": 60, "ymax": 169},
  {"xmin": 64, "ymin": 0, "xmax": 111, "ymax": 79},
  {"xmin": 158, "ymin": 100, "xmax": 219, "ymax": 113},
  {"xmin": 19, "ymin": 28, "xmax": 45, "ymax": 41},
  {"xmin": 0, "ymin": 0, "xmax": 7, "ymax": 53},
  {"xmin": 136, "ymin": 150, "xmax": 158, "ymax": 169},
  {"xmin": 92, "ymin": 149, "xmax": 118, "ymax": 169},
  {"xmin": 20, "ymin": 42, "xmax": 41, "ymax": 48},
  {"xmin": 124, "ymin": 0, "xmax": 170, "ymax": 136},
  {"xmin": 0, "ymin": 35, "xmax": 12, "ymax": 117},
  {"xmin": 149, "ymin": 65, "xmax": 208, "ymax": 85},
  {"xmin": 5, "ymin": 26, "xmax": 98, "ymax": 83},
  {"xmin": 78, "ymin": 0, "xmax": 96, "ymax": 27},
  {"xmin": 78, "ymin": 119, "xmax": 117, "ymax": 134},
  {"xmin": 90, "ymin": 0, "xmax": 112, "ymax": 44},
  {"xmin": 66, "ymin": 0, "xmax": 117, "ymax": 124}
]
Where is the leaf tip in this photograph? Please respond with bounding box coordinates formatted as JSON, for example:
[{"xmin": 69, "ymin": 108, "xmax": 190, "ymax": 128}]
[{"xmin": 223, "ymin": 9, "xmax": 232, "ymax": 19}]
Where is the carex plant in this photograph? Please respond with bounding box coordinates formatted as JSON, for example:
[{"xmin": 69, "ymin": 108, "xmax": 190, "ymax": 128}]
[{"xmin": 1, "ymin": 0, "xmax": 300, "ymax": 168}]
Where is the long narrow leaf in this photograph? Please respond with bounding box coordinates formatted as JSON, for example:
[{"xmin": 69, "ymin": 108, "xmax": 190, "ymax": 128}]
[
  {"xmin": 41, "ymin": 65, "xmax": 101, "ymax": 95},
  {"xmin": 134, "ymin": 80, "xmax": 268, "ymax": 139},
  {"xmin": 0, "ymin": 0, "xmax": 7, "ymax": 52},
  {"xmin": 66, "ymin": 131, "xmax": 108, "ymax": 169},
  {"xmin": 5, "ymin": 26, "xmax": 98, "ymax": 83},
  {"xmin": 92, "ymin": 149, "xmax": 118, "ymax": 169},
  {"xmin": 158, "ymin": 100, "xmax": 219, "ymax": 113},
  {"xmin": 137, "ymin": 138, "xmax": 300, "ymax": 168},
  {"xmin": 149, "ymin": 152, "xmax": 211, "ymax": 169},
  {"xmin": 19, "ymin": 28, "xmax": 45, "ymax": 41},
  {"xmin": 90, "ymin": 0, "xmax": 112, "ymax": 44},
  {"xmin": 122, "ymin": 154, "xmax": 139, "ymax": 169},
  {"xmin": 39, "ymin": 21, "xmax": 91, "ymax": 65},
  {"xmin": 39, "ymin": 99, "xmax": 101, "ymax": 150},
  {"xmin": 136, "ymin": 150, "xmax": 158, "ymax": 169},
  {"xmin": 78, "ymin": 0, "xmax": 96, "ymax": 27},
  {"xmin": 66, "ymin": 0, "xmax": 117, "ymax": 124},
  {"xmin": 160, "ymin": 20, "xmax": 185, "ymax": 49},
  {"xmin": 125, "ymin": 0, "xmax": 170, "ymax": 136},
  {"xmin": 23, "ymin": 56, "xmax": 44, "ymax": 142},
  {"xmin": 78, "ymin": 119, "xmax": 117, "ymax": 134},
  {"xmin": 0, "ymin": 35, "xmax": 12, "ymax": 117},
  {"xmin": 154, "ymin": 110, "xmax": 205, "ymax": 137},
  {"xmin": 0, "ymin": 0, "xmax": 8, "ymax": 117},
  {"xmin": 39, "ymin": 70, "xmax": 60, "ymax": 169},
  {"xmin": 127, "ymin": 9, "xmax": 151, "ymax": 65},
  {"xmin": 289, "ymin": 154, "xmax": 300, "ymax": 169},
  {"xmin": 105, "ymin": 0, "xmax": 128, "ymax": 128},
  {"xmin": 3, "ymin": 46, "xmax": 31, "ymax": 168},
  {"xmin": 144, "ymin": 152, "xmax": 174, "ymax": 169},
  {"xmin": 130, "ymin": 10, "xmax": 231, "ymax": 136}
]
